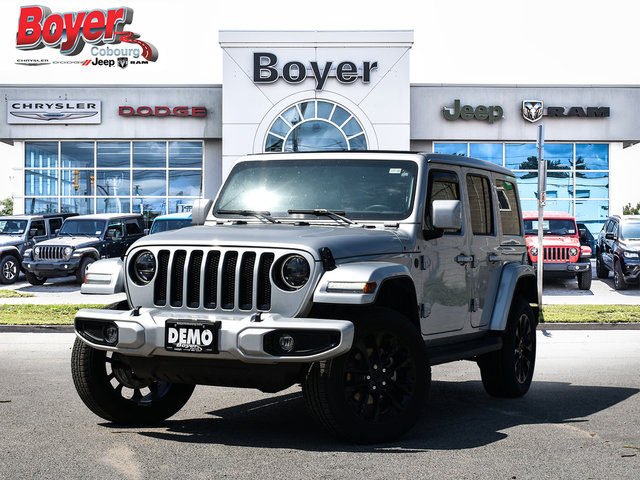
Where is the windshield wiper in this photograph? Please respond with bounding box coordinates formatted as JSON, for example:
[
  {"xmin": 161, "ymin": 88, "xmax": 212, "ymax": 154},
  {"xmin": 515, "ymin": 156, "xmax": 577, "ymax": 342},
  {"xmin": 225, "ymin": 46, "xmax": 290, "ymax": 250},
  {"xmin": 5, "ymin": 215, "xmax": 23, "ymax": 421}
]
[
  {"xmin": 288, "ymin": 209, "xmax": 355, "ymax": 225},
  {"xmin": 215, "ymin": 209, "xmax": 280, "ymax": 224}
]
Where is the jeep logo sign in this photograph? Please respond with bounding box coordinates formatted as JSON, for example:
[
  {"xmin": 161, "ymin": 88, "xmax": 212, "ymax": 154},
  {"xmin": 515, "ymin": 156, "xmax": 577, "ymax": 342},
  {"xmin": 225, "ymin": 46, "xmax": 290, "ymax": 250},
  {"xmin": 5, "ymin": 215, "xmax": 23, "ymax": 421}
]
[
  {"xmin": 253, "ymin": 52, "xmax": 378, "ymax": 91},
  {"xmin": 443, "ymin": 99, "xmax": 503, "ymax": 124}
]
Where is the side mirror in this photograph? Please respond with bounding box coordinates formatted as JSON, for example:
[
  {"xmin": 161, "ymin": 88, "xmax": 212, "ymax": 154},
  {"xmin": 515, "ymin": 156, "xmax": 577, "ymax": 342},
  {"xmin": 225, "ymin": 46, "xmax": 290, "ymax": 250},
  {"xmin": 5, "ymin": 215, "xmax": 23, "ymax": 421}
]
[
  {"xmin": 54, "ymin": 229, "xmax": 60, "ymax": 235},
  {"xmin": 143, "ymin": 228, "xmax": 149, "ymax": 235},
  {"xmin": 579, "ymin": 228, "xmax": 586, "ymax": 238},
  {"xmin": 29, "ymin": 228, "xmax": 38, "ymax": 238},
  {"xmin": 431, "ymin": 200, "xmax": 462, "ymax": 230},
  {"xmin": 605, "ymin": 232, "xmax": 616, "ymax": 240},
  {"xmin": 106, "ymin": 229, "xmax": 116, "ymax": 239},
  {"xmin": 192, "ymin": 198, "xmax": 213, "ymax": 226}
]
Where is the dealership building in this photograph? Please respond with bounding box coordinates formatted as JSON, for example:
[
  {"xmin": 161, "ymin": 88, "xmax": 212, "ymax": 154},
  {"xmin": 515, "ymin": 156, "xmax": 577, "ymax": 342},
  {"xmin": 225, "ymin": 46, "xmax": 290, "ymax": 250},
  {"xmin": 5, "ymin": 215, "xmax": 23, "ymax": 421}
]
[{"xmin": 2, "ymin": 30, "xmax": 640, "ymax": 235}]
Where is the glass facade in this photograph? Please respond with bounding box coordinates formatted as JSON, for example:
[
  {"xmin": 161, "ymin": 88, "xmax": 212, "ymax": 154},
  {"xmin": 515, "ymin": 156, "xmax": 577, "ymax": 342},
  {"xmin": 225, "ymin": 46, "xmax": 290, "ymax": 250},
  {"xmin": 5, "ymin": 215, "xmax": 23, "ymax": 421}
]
[
  {"xmin": 434, "ymin": 142, "xmax": 609, "ymax": 235},
  {"xmin": 25, "ymin": 141, "xmax": 203, "ymax": 225},
  {"xmin": 265, "ymin": 100, "xmax": 367, "ymax": 152}
]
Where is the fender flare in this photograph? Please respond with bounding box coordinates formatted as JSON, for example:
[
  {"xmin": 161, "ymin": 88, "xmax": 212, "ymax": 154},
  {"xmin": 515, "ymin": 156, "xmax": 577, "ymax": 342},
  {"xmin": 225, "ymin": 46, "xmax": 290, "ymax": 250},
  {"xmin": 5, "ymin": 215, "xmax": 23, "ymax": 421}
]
[
  {"xmin": 488, "ymin": 263, "xmax": 538, "ymax": 331},
  {"xmin": 74, "ymin": 247, "xmax": 101, "ymax": 261},
  {"xmin": 313, "ymin": 261, "xmax": 412, "ymax": 305},
  {"xmin": 0, "ymin": 246, "xmax": 23, "ymax": 263}
]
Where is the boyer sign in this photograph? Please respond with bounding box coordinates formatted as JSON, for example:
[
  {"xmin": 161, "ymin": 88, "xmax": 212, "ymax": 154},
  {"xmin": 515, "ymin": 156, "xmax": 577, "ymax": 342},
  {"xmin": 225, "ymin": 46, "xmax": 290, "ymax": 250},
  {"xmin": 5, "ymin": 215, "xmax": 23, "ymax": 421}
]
[{"xmin": 15, "ymin": 5, "xmax": 158, "ymax": 61}]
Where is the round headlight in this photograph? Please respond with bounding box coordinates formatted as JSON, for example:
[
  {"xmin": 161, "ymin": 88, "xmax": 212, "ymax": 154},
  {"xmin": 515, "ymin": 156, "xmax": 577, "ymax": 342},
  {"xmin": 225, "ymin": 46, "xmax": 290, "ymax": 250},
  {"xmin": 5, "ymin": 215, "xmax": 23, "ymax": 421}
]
[
  {"xmin": 530, "ymin": 246, "xmax": 538, "ymax": 257},
  {"xmin": 132, "ymin": 250, "xmax": 156, "ymax": 285},
  {"xmin": 569, "ymin": 247, "xmax": 579, "ymax": 257},
  {"xmin": 280, "ymin": 255, "xmax": 310, "ymax": 290},
  {"xmin": 34, "ymin": 246, "xmax": 40, "ymax": 256},
  {"xmin": 64, "ymin": 246, "xmax": 73, "ymax": 257}
]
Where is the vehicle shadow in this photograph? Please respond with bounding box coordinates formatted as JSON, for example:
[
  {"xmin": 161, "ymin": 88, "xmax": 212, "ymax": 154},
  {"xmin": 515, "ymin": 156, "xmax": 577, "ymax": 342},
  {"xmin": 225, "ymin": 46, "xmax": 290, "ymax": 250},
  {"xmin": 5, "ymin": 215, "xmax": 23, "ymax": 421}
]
[{"xmin": 120, "ymin": 379, "xmax": 638, "ymax": 452}]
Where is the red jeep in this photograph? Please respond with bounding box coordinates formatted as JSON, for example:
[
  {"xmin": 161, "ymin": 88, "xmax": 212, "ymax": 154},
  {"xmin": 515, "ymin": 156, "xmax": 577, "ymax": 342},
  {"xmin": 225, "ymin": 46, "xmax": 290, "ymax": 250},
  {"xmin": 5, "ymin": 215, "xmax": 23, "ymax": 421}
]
[{"xmin": 523, "ymin": 211, "xmax": 592, "ymax": 290}]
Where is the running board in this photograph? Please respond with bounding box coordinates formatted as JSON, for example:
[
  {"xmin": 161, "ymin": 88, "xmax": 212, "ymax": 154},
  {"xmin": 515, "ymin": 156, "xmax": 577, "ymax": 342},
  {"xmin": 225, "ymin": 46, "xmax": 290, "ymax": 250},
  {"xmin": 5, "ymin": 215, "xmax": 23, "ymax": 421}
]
[{"xmin": 427, "ymin": 335, "xmax": 503, "ymax": 366}]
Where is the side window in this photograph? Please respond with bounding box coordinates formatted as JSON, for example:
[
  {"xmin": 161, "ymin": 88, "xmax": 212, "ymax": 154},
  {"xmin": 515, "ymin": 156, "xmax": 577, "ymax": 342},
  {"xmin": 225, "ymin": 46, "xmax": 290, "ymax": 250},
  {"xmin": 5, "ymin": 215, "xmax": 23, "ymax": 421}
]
[
  {"xmin": 496, "ymin": 179, "xmax": 521, "ymax": 236},
  {"xmin": 125, "ymin": 220, "xmax": 142, "ymax": 235},
  {"xmin": 606, "ymin": 220, "xmax": 616, "ymax": 234},
  {"xmin": 425, "ymin": 170, "xmax": 461, "ymax": 236},
  {"xmin": 30, "ymin": 220, "xmax": 46, "ymax": 237},
  {"xmin": 466, "ymin": 174, "xmax": 494, "ymax": 236},
  {"xmin": 107, "ymin": 220, "xmax": 124, "ymax": 238},
  {"xmin": 49, "ymin": 218, "xmax": 62, "ymax": 234}
]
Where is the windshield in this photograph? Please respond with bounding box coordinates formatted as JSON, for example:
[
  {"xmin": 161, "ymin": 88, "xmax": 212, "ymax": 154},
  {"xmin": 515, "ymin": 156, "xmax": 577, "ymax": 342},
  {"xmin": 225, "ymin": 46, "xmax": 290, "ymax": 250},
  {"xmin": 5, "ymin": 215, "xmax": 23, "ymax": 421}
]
[
  {"xmin": 0, "ymin": 219, "xmax": 28, "ymax": 235},
  {"xmin": 58, "ymin": 219, "xmax": 106, "ymax": 237},
  {"xmin": 214, "ymin": 159, "xmax": 419, "ymax": 221},
  {"xmin": 621, "ymin": 222, "xmax": 640, "ymax": 240},
  {"xmin": 150, "ymin": 219, "xmax": 192, "ymax": 234},
  {"xmin": 524, "ymin": 218, "xmax": 577, "ymax": 236}
]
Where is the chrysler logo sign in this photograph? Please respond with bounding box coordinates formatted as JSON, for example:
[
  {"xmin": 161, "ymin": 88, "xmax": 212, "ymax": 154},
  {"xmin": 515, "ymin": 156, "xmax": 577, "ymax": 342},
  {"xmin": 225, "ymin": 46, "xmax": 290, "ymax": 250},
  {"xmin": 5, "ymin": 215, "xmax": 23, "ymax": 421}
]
[{"xmin": 7, "ymin": 100, "xmax": 101, "ymax": 124}]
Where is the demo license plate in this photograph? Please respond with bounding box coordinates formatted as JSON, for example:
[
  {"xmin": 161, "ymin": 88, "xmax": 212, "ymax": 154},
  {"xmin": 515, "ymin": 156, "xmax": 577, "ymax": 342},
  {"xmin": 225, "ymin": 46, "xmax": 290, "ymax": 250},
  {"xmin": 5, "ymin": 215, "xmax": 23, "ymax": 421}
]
[{"xmin": 165, "ymin": 321, "xmax": 220, "ymax": 354}]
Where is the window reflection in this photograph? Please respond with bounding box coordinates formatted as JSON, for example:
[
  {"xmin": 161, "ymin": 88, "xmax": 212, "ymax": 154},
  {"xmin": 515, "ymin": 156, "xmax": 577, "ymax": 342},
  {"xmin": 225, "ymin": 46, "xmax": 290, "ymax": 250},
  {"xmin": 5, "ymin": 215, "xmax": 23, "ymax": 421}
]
[
  {"xmin": 469, "ymin": 143, "xmax": 502, "ymax": 165},
  {"xmin": 61, "ymin": 142, "xmax": 94, "ymax": 168},
  {"xmin": 25, "ymin": 170, "xmax": 58, "ymax": 196},
  {"xmin": 24, "ymin": 198, "xmax": 58, "ymax": 214},
  {"xmin": 97, "ymin": 197, "xmax": 130, "ymax": 214},
  {"xmin": 515, "ymin": 171, "xmax": 573, "ymax": 199},
  {"xmin": 520, "ymin": 199, "xmax": 573, "ymax": 215},
  {"xmin": 61, "ymin": 197, "xmax": 94, "ymax": 214},
  {"xmin": 98, "ymin": 142, "xmax": 130, "ymax": 168},
  {"xmin": 133, "ymin": 142, "xmax": 166, "ymax": 168},
  {"xmin": 133, "ymin": 170, "xmax": 166, "ymax": 197},
  {"xmin": 26, "ymin": 142, "xmax": 58, "ymax": 168},
  {"xmin": 169, "ymin": 170, "xmax": 201, "ymax": 196},
  {"xmin": 97, "ymin": 170, "xmax": 130, "ymax": 196},
  {"xmin": 169, "ymin": 198, "xmax": 196, "ymax": 214},
  {"xmin": 434, "ymin": 143, "xmax": 467, "ymax": 156},
  {"xmin": 61, "ymin": 170, "xmax": 93, "ymax": 196},
  {"xmin": 285, "ymin": 121, "xmax": 347, "ymax": 152},
  {"xmin": 169, "ymin": 142, "xmax": 202, "ymax": 168},
  {"xmin": 576, "ymin": 144, "xmax": 608, "ymax": 170}
]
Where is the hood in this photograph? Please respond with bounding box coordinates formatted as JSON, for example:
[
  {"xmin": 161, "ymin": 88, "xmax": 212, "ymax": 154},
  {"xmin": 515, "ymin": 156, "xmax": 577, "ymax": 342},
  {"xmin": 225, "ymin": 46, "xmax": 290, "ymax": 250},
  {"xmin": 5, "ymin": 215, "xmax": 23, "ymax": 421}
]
[
  {"xmin": 37, "ymin": 236, "xmax": 102, "ymax": 249},
  {"xmin": 0, "ymin": 235, "xmax": 24, "ymax": 248},
  {"xmin": 620, "ymin": 238, "xmax": 640, "ymax": 249},
  {"xmin": 130, "ymin": 223, "xmax": 408, "ymax": 260},
  {"xmin": 525, "ymin": 235, "xmax": 580, "ymax": 248}
]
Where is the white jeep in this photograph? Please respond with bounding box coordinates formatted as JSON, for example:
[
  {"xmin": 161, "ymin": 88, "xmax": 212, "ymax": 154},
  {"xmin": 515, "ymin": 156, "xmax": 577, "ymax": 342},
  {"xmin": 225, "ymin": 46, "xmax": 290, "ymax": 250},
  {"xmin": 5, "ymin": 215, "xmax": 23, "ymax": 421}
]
[{"xmin": 71, "ymin": 151, "xmax": 538, "ymax": 443}]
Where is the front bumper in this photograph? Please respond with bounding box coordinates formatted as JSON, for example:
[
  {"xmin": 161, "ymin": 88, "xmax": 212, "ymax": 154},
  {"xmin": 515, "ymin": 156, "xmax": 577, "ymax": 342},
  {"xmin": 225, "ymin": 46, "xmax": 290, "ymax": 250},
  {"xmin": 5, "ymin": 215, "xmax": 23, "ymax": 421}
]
[
  {"xmin": 22, "ymin": 257, "xmax": 81, "ymax": 277},
  {"xmin": 621, "ymin": 259, "xmax": 640, "ymax": 281},
  {"xmin": 74, "ymin": 307, "xmax": 354, "ymax": 364},
  {"xmin": 532, "ymin": 260, "xmax": 591, "ymax": 273}
]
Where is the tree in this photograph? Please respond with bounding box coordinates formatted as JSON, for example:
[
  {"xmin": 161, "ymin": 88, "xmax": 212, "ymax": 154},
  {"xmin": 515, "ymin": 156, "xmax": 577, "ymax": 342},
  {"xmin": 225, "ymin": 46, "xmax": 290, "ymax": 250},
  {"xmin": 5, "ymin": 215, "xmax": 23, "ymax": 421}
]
[
  {"xmin": 623, "ymin": 202, "xmax": 640, "ymax": 215},
  {"xmin": 0, "ymin": 198, "xmax": 13, "ymax": 215}
]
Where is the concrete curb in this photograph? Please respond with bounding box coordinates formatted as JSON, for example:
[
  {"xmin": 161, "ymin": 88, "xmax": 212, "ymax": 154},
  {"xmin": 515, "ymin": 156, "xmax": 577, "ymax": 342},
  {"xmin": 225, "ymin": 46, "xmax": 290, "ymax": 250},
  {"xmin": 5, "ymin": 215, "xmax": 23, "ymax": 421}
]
[{"xmin": 2, "ymin": 323, "xmax": 640, "ymax": 333}]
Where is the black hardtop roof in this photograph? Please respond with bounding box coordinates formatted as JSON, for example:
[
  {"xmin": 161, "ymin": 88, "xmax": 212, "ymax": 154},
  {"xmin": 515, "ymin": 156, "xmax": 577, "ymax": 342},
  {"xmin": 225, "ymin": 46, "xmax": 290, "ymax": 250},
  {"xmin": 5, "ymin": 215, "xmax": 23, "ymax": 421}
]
[
  {"xmin": 244, "ymin": 150, "xmax": 515, "ymax": 177},
  {"xmin": 63, "ymin": 213, "xmax": 143, "ymax": 221}
]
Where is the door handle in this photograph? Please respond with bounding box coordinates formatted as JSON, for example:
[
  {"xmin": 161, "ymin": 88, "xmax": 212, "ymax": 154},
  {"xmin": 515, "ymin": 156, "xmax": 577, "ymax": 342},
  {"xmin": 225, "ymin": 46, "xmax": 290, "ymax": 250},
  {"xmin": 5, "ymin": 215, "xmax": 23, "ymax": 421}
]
[
  {"xmin": 456, "ymin": 254, "xmax": 475, "ymax": 266},
  {"xmin": 488, "ymin": 253, "xmax": 502, "ymax": 263}
]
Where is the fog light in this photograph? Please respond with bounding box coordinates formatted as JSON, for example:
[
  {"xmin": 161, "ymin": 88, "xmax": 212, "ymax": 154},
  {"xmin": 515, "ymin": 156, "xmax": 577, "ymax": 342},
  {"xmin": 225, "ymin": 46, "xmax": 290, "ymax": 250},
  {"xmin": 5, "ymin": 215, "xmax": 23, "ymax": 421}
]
[
  {"xmin": 103, "ymin": 325, "xmax": 118, "ymax": 344},
  {"xmin": 278, "ymin": 334, "xmax": 295, "ymax": 352}
]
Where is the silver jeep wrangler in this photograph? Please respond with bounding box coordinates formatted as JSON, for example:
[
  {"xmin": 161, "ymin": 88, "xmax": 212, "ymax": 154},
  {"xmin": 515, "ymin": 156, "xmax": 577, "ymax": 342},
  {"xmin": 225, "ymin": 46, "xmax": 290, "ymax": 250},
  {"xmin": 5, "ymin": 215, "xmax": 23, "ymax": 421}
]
[{"xmin": 71, "ymin": 151, "xmax": 538, "ymax": 443}]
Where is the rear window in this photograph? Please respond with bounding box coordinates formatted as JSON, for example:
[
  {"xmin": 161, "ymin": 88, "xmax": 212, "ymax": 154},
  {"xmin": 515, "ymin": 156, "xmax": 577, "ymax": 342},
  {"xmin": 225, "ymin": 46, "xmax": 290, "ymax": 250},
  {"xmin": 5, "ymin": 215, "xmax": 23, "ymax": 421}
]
[{"xmin": 496, "ymin": 180, "xmax": 521, "ymax": 236}]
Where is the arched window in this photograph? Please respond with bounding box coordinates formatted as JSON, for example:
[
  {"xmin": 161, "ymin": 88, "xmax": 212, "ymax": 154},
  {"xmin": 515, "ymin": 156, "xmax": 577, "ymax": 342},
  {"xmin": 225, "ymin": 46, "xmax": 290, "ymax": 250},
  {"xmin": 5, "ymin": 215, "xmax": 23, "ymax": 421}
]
[{"xmin": 264, "ymin": 100, "xmax": 367, "ymax": 152}]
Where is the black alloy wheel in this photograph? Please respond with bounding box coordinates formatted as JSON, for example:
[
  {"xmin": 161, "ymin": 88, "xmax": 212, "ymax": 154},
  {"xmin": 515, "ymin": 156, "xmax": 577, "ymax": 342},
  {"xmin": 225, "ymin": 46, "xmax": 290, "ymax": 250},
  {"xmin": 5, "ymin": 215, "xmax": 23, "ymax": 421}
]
[
  {"xmin": 303, "ymin": 308, "xmax": 429, "ymax": 443},
  {"xmin": 0, "ymin": 255, "xmax": 19, "ymax": 284}
]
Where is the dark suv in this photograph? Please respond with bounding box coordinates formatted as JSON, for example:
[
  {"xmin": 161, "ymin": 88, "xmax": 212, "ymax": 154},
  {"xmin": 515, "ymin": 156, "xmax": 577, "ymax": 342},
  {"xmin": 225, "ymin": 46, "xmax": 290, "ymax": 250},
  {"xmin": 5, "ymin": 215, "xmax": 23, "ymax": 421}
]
[
  {"xmin": 595, "ymin": 215, "xmax": 640, "ymax": 290},
  {"xmin": 22, "ymin": 214, "xmax": 145, "ymax": 285},
  {"xmin": 0, "ymin": 213, "xmax": 77, "ymax": 284}
]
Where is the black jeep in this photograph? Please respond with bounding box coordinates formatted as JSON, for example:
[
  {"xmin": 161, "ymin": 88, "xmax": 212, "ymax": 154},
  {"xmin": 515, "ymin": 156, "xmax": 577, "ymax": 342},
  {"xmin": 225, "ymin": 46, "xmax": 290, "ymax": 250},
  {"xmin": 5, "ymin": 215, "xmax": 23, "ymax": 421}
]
[
  {"xmin": 595, "ymin": 215, "xmax": 640, "ymax": 289},
  {"xmin": 22, "ymin": 214, "xmax": 145, "ymax": 285},
  {"xmin": 0, "ymin": 213, "xmax": 77, "ymax": 284}
]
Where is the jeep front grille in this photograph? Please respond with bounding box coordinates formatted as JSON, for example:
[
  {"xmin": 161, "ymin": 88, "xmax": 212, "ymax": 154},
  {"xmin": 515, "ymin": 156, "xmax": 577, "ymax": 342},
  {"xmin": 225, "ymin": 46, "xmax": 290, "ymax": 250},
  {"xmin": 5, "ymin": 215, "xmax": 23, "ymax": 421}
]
[
  {"xmin": 543, "ymin": 247, "xmax": 570, "ymax": 262},
  {"xmin": 153, "ymin": 249, "xmax": 275, "ymax": 311},
  {"xmin": 37, "ymin": 246, "xmax": 65, "ymax": 261}
]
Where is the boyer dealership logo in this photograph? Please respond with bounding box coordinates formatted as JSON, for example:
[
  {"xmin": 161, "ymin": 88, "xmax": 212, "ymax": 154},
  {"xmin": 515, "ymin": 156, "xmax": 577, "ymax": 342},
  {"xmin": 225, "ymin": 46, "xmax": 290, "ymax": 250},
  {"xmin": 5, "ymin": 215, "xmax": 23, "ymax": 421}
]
[{"xmin": 15, "ymin": 5, "xmax": 158, "ymax": 63}]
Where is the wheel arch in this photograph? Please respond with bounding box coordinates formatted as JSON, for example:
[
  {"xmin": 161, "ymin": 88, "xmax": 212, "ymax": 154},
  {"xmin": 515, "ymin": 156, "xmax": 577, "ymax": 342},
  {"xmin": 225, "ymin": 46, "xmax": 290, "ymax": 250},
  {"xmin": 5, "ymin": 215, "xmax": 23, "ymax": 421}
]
[{"xmin": 488, "ymin": 264, "xmax": 538, "ymax": 331}]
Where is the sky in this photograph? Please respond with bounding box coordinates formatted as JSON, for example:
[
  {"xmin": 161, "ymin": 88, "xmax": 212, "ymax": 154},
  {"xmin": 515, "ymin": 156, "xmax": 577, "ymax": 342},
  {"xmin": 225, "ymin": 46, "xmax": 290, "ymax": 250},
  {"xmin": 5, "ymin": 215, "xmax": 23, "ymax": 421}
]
[{"xmin": 1, "ymin": 0, "xmax": 639, "ymax": 85}]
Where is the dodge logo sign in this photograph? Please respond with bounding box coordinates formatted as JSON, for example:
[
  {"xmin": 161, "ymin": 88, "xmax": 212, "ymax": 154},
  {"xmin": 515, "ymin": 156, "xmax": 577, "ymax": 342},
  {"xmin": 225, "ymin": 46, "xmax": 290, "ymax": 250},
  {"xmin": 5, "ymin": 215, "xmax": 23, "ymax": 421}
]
[{"xmin": 522, "ymin": 100, "xmax": 544, "ymax": 123}]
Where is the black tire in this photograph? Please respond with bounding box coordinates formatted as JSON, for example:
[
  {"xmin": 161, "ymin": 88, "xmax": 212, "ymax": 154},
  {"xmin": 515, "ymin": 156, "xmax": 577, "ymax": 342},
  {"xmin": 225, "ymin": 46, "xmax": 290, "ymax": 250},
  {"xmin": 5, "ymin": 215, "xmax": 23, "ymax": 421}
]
[
  {"xmin": 577, "ymin": 267, "xmax": 592, "ymax": 290},
  {"xmin": 71, "ymin": 337, "xmax": 195, "ymax": 425},
  {"xmin": 613, "ymin": 260, "xmax": 628, "ymax": 290},
  {"xmin": 76, "ymin": 256, "xmax": 96, "ymax": 284},
  {"xmin": 0, "ymin": 255, "xmax": 20, "ymax": 284},
  {"xmin": 595, "ymin": 251, "xmax": 609, "ymax": 279},
  {"xmin": 478, "ymin": 297, "xmax": 536, "ymax": 398},
  {"xmin": 302, "ymin": 308, "xmax": 429, "ymax": 444},
  {"xmin": 25, "ymin": 271, "xmax": 47, "ymax": 285}
]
